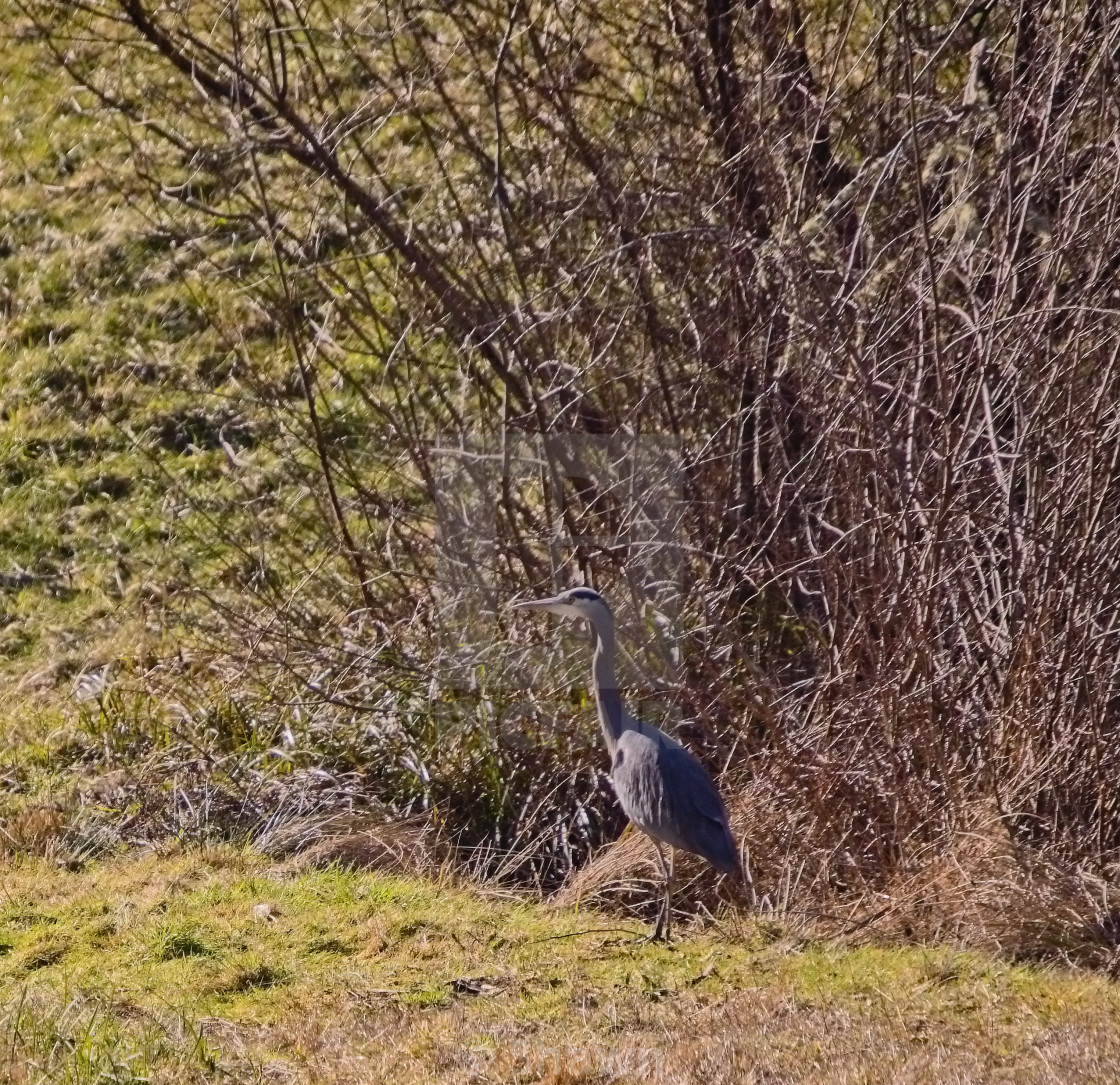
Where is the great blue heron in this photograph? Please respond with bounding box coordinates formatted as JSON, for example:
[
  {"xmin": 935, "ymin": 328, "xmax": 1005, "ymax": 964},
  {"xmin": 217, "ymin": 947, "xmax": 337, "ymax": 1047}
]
[{"xmin": 512, "ymin": 587, "xmax": 739, "ymax": 940}]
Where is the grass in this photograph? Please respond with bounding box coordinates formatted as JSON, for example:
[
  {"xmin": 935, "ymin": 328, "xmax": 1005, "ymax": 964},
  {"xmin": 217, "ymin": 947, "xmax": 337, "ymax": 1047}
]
[
  {"xmin": 0, "ymin": 14, "xmax": 308, "ymax": 699},
  {"xmin": 0, "ymin": 27, "xmax": 194, "ymax": 686},
  {"xmin": 0, "ymin": 846, "xmax": 1118, "ymax": 1082}
]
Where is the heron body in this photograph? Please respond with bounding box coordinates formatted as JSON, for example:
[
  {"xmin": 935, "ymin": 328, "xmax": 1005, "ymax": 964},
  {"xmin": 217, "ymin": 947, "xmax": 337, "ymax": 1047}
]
[
  {"xmin": 611, "ymin": 728, "xmax": 739, "ymax": 871},
  {"xmin": 512, "ymin": 587, "xmax": 739, "ymax": 938}
]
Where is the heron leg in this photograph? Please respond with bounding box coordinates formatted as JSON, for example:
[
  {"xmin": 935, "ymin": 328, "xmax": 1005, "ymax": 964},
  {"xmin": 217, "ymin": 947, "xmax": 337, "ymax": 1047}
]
[
  {"xmin": 666, "ymin": 848, "xmax": 675, "ymax": 941},
  {"xmin": 650, "ymin": 843, "xmax": 672, "ymax": 943}
]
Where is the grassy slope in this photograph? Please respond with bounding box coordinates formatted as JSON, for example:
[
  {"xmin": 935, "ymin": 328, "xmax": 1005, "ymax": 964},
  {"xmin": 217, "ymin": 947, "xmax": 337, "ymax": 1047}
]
[
  {"xmin": 0, "ymin": 19, "xmax": 290, "ymax": 705},
  {"xmin": 1, "ymin": 27, "xmax": 180, "ymax": 687},
  {"xmin": 2, "ymin": 848, "xmax": 1120, "ymax": 1084}
]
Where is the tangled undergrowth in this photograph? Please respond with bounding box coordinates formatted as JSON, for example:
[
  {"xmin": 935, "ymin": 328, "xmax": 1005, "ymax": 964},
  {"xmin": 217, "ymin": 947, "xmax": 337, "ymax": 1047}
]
[{"xmin": 3, "ymin": 670, "xmax": 1120, "ymax": 978}]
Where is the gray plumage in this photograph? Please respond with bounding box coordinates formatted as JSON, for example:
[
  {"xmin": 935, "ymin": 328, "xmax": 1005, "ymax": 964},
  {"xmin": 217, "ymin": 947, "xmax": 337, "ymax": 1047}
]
[{"xmin": 512, "ymin": 587, "xmax": 739, "ymax": 939}]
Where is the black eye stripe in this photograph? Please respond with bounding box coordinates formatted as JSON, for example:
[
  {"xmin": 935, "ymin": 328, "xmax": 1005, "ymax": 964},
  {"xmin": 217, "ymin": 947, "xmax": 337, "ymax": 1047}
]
[{"xmin": 567, "ymin": 589, "xmax": 603, "ymax": 602}]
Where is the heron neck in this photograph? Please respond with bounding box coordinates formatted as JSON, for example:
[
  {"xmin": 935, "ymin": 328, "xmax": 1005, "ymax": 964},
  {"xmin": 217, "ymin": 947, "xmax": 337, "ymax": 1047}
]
[{"xmin": 590, "ymin": 620, "xmax": 625, "ymax": 755}]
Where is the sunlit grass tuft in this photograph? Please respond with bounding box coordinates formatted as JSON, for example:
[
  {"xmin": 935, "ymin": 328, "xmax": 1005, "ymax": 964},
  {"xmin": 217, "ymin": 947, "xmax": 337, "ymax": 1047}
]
[{"xmin": 149, "ymin": 922, "xmax": 217, "ymax": 962}]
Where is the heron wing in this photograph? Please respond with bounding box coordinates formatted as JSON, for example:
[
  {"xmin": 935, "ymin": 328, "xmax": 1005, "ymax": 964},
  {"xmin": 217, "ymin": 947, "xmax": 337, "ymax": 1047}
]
[
  {"xmin": 662, "ymin": 745, "xmax": 739, "ymax": 871},
  {"xmin": 664, "ymin": 745, "xmax": 730, "ymax": 822},
  {"xmin": 610, "ymin": 729, "xmax": 738, "ymax": 872}
]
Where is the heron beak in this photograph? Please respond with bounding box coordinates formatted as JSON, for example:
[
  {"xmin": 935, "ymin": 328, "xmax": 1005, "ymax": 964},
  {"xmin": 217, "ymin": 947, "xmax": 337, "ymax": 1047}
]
[{"xmin": 509, "ymin": 595, "xmax": 566, "ymax": 613}]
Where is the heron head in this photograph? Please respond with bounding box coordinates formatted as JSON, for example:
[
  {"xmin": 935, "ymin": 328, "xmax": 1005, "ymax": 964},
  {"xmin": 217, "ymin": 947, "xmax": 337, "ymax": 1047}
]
[{"xmin": 510, "ymin": 587, "xmax": 612, "ymax": 626}]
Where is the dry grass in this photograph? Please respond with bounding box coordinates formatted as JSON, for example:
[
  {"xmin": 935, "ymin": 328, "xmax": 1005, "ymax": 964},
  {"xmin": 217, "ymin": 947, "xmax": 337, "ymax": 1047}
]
[
  {"xmin": 256, "ymin": 811, "xmax": 450, "ymax": 876},
  {"xmin": 253, "ymin": 986, "xmax": 1120, "ymax": 1084},
  {"xmin": 557, "ymin": 797, "xmax": 1120, "ymax": 974},
  {"xmin": 0, "ymin": 804, "xmax": 65, "ymax": 858},
  {"xmin": 876, "ymin": 808, "xmax": 1120, "ymax": 969}
]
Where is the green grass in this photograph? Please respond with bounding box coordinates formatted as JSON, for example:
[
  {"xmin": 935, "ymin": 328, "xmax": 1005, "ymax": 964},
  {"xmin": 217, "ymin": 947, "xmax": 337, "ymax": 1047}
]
[
  {"xmin": 0, "ymin": 27, "xmax": 192, "ymax": 681},
  {"xmin": 0, "ymin": 847, "xmax": 1118, "ymax": 1082},
  {"xmin": 0, "ymin": 14, "xmax": 396, "ymax": 727},
  {"xmin": 0, "ymin": 15, "xmax": 308, "ymax": 694}
]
